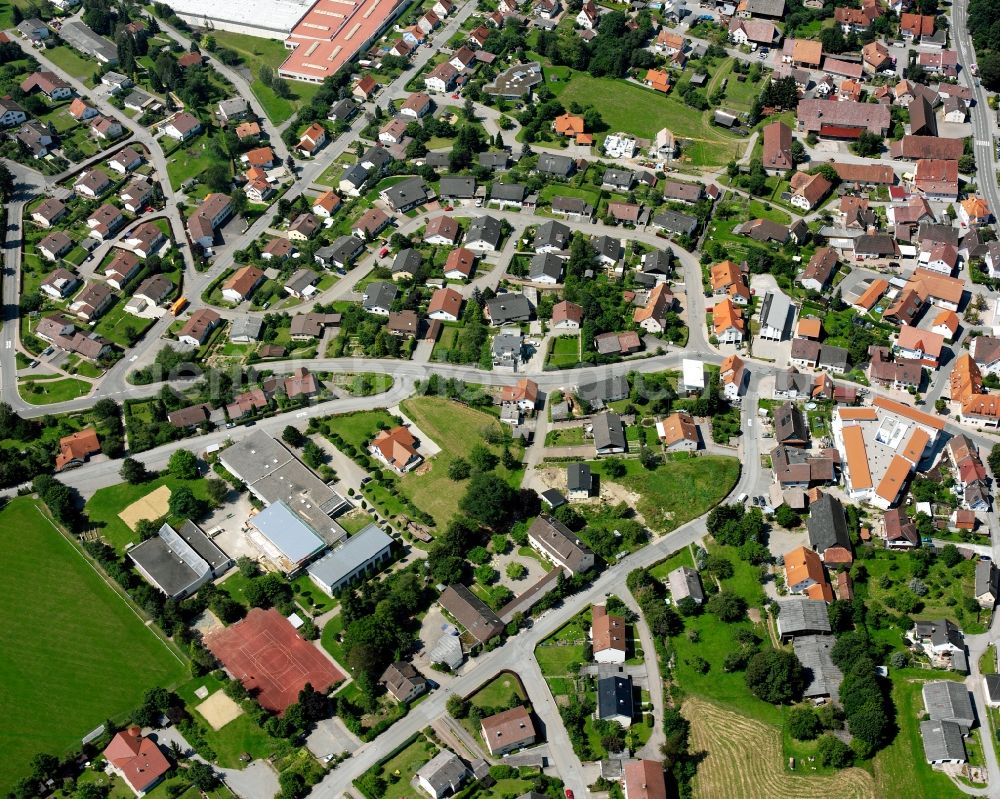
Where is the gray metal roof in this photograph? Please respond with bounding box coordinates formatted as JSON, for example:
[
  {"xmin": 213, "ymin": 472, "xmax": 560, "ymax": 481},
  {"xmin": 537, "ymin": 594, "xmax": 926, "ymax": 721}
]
[
  {"xmin": 920, "ymin": 719, "xmax": 967, "ymax": 762},
  {"xmin": 922, "ymin": 680, "xmax": 975, "ymax": 729},
  {"xmin": 759, "ymin": 290, "xmax": 793, "ymax": 335},
  {"xmin": 307, "ymin": 524, "xmax": 393, "ymax": 589},
  {"xmin": 251, "ymin": 501, "xmax": 327, "ymax": 565},
  {"xmin": 230, "ymin": 315, "xmax": 263, "ymax": 341},
  {"xmin": 776, "ymin": 596, "xmax": 831, "ymax": 637},
  {"xmin": 128, "ymin": 523, "xmax": 214, "ymax": 598},
  {"xmin": 793, "ymin": 634, "xmax": 843, "ymax": 699}
]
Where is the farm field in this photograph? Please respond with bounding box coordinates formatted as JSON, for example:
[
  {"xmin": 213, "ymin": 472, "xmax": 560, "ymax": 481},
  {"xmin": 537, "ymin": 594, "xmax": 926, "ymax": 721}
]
[
  {"xmin": 0, "ymin": 499, "xmax": 186, "ymax": 794},
  {"xmin": 684, "ymin": 698, "xmax": 877, "ymax": 799}
]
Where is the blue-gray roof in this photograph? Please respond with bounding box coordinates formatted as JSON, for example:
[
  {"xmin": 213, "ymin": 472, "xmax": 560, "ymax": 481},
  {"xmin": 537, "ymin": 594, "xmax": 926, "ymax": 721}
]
[
  {"xmin": 307, "ymin": 524, "xmax": 393, "ymax": 588},
  {"xmin": 251, "ymin": 501, "xmax": 326, "ymax": 564}
]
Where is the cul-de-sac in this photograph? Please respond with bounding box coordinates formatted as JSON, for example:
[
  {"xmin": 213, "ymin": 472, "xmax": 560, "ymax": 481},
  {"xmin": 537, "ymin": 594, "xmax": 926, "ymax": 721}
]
[{"xmin": 7, "ymin": 0, "xmax": 1000, "ymax": 797}]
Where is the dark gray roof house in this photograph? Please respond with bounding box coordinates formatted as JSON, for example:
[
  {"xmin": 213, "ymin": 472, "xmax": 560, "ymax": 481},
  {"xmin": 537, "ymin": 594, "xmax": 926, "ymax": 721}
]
[
  {"xmin": 362, "ymin": 281, "xmax": 398, "ymax": 314},
  {"xmin": 567, "ymin": 462, "xmax": 592, "ymax": 497},
  {"xmin": 392, "ymin": 248, "xmax": 422, "ymax": 276},
  {"xmin": 653, "ymin": 210, "xmax": 698, "ymax": 236},
  {"xmin": 807, "ymin": 493, "xmax": 851, "ymax": 554},
  {"xmin": 329, "ymin": 98, "xmax": 359, "ymax": 123},
  {"xmin": 642, "ymin": 249, "xmax": 674, "ymax": 278},
  {"xmin": 466, "ymin": 215, "xmax": 503, "ymax": 250},
  {"xmin": 594, "ymin": 235, "xmax": 623, "ymax": 264},
  {"xmin": 416, "ymin": 751, "xmax": 469, "ymax": 799},
  {"xmin": 534, "ymin": 220, "xmax": 570, "ymax": 252},
  {"xmin": 529, "ymin": 253, "xmax": 563, "ymax": 283},
  {"xmin": 593, "ymin": 411, "xmax": 626, "ymax": 455},
  {"xmin": 490, "ymin": 183, "xmax": 526, "ymax": 203},
  {"xmin": 486, "ymin": 293, "xmax": 532, "ymax": 324},
  {"xmin": 382, "ymin": 177, "xmax": 432, "ymax": 212},
  {"xmin": 316, "ymin": 235, "xmax": 365, "ymax": 269},
  {"xmin": 819, "ymin": 344, "xmax": 849, "ymax": 373},
  {"xmin": 439, "ymin": 176, "xmax": 476, "ymax": 199},
  {"xmin": 578, "ymin": 375, "xmax": 629, "ymax": 407},
  {"xmin": 596, "ymin": 675, "xmax": 634, "ymax": 724},
  {"xmin": 921, "ymin": 720, "xmax": 967, "ymax": 763},
  {"xmin": 536, "ymin": 153, "xmax": 575, "ymax": 177},
  {"xmin": 602, "ymin": 168, "xmax": 636, "ymax": 190},
  {"xmin": 479, "ymin": 151, "xmax": 510, "ymax": 170},
  {"xmin": 776, "ymin": 596, "xmax": 832, "ymax": 639}
]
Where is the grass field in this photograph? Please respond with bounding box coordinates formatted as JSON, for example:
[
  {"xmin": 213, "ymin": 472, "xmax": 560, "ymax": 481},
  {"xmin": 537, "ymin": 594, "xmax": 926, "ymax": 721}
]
[
  {"xmin": 166, "ymin": 131, "xmax": 232, "ymax": 192},
  {"xmin": 85, "ymin": 476, "xmax": 216, "ymax": 552},
  {"xmin": 325, "ymin": 409, "xmax": 397, "ymax": 452},
  {"xmin": 0, "ymin": 499, "xmax": 187, "ymax": 793},
  {"xmin": 685, "ymin": 699, "xmax": 877, "ymax": 799},
  {"xmin": 547, "ymin": 335, "xmax": 580, "ymax": 367},
  {"xmin": 398, "ymin": 397, "xmax": 524, "ymax": 526},
  {"xmin": 42, "ymin": 46, "xmax": 96, "ymax": 81},
  {"xmin": 468, "ymin": 671, "xmax": 527, "ymax": 707},
  {"xmin": 549, "ymin": 72, "xmax": 748, "ymax": 168},
  {"xmin": 18, "ymin": 376, "xmax": 92, "ymax": 405},
  {"xmin": 589, "ymin": 456, "xmax": 740, "ymax": 533},
  {"xmin": 210, "ymin": 31, "xmax": 324, "ymax": 124}
]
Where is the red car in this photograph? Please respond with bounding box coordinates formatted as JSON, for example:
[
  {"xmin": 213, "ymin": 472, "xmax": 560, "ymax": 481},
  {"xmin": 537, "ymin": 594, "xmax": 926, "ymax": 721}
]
[{"xmin": 565, "ymin": 791, "xmax": 574, "ymax": 799}]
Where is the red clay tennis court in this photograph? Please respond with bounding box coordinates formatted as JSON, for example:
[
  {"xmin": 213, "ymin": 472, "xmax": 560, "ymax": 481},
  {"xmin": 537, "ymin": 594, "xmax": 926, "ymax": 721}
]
[{"xmin": 205, "ymin": 608, "xmax": 342, "ymax": 713}]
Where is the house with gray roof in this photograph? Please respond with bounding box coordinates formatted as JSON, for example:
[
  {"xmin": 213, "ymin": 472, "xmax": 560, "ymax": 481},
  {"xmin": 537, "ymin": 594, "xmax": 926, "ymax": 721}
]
[
  {"xmin": 439, "ymin": 584, "xmax": 504, "ymax": 644},
  {"xmin": 466, "ymin": 215, "xmax": 503, "ymax": 252},
  {"xmin": 923, "ymin": 681, "xmax": 975, "ymax": 732},
  {"xmin": 641, "ymin": 249, "xmax": 674, "ymax": 282},
  {"xmin": 529, "ymin": 252, "xmax": 563, "ymax": 284},
  {"xmin": 774, "ymin": 401, "xmax": 809, "ymax": 447},
  {"xmin": 491, "ymin": 331, "xmax": 524, "ymax": 369},
  {"xmin": 416, "ymin": 750, "xmax": 469, "ymax": 799},
  {"xmin": 593, "ymin": 235, "xmax": 623, "ymax": 265},
  {"xmin": 307, "ymin": 524, "xmax": 394, "ymax": 596},
  {"xmin": 439, "ymin": 176, "xmax": 476, "ymax": 199},
  {"xmin": 776, "ymin": 596, "xmax": 832, "ymax": 640},
  {"xmin": 490, "ymin": 182, "xmax": 526, "ymax": 208},
  {"xmin": 667, "ymin": 566, "xmax": 704, "ymax": 605},
  {"xmin": 479, "ymin": 151, "xmax": 510, "ymax": 170},
  {"xmin": 527, "ymin": 514, "xmax": 595, "ymax": 574},
  {"xmin": 593, "ymin": 411, "xmax": 626, "ymax": 455},
  {"xmin": 807, "ymin": 493, "xmax": 851, "ymax": 555},
  {"xmin": 381, "ymin": 177, "xmax": 433, "ymax": 212},
  {"xmin": 230, "ymin": 315, "xmax": 263, "ymax": 343},
  {"xmin": 391, "ymin": 248, "xmax": 422, "ymax": 278},
  {"xmin": 567, "ymin": 462, "xmax": 592, "ymax": 500},
  {"xmin": 129, "ymin": 521, "xmax": 231, "ymax": 600},
  {"xmin": 602, "ymin": 168, "xmax": 636, "ymax": 191},
  {"xmin": 653, "ymin": 210, "xmax": 698, "ymax": 237},
  {"xmin": 596, "ymin": 675, "xmax": 634, "ymax": 727},
  {"xmin": 758, "ymin": 290, "xmax": 794, "ymax": 341},
  {"xmin": 536, "ymin": 153, "xmax": 575, "ymax": 177},
  {"xmin": 534, "ymin": 220, "xmax": 570, "ymax": 253},
  {"xmin": 578, "ymin": 375, "xmax": 629, "ymax": 408},
  {"xmin": 362, "ymin": 281, "xmax": 398, "ymax": 316},
  {"xmin": 486, "ymin": 293, "xmax": 532, "ymax": 325},
  {"xmin": 316, "ymin": 235, "xmax": 366, "ymax": 270},
  {"xmin": 380, "ymin": 660, "xmax": 428, "ymax": 703}
]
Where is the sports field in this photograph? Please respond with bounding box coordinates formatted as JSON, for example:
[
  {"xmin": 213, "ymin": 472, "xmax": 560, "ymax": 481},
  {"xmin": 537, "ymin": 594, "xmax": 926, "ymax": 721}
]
[{"xmin": 0, "ymin": 498, "xmax": 187, "ymax": 793}]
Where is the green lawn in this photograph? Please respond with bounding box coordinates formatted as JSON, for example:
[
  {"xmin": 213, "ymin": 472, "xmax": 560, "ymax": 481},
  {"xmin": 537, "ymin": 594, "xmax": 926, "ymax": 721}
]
[
  {"xmin": 84, "ymin": 476, "xmax": 216, "ymax": 552},
  {"xmin": 536, "ymin": 616, "xmax": 587, "ymax": 695},
  {"xmin": 210, "ymin": 30, "xmax": 322, "ymax": 124},
  {"xmin": 166, "ymin": 132, "xmax": 231, "ymax": 192},
  {"xmin": 544, "ymin": 426, "xmax": 585, "ymax": 446},
  {"xmin": 547, "ymin": 335, "xmax": 580, "ymax": 367},
  {"xmin": 467, "ymin": 671, "xmax": 527, "ymax": 707},
  {"xmin": 398, "ymin": 397, "xmax": 523, "ymax": 527},
  {"xmin": 538, "ymin": 184, "xmax": 601, "ymax": 207},
  {"xmin": 551, "ymin": 72, "xmax": 749, "ymax": 167},
  {"xmin": 0, "ymin": 499, "xmax": 187, "ymax": 794},
  {"xmin": 43, "ymin": 45, "xmax": 96, "ymax": 81},
  {"xmin": 18, "ymin": 376, "xmax": 92, "ymax": 405},
  {"xmin": 324, "ymin": 409, "xmax": 397, "ymax": 452},
  {"xmin": 589, "ymin": 456, "xmax": 740, "ymax": 534},
  {"xmin": 174, "ymin": 675, "xmax": 285, "ymax": 767}
]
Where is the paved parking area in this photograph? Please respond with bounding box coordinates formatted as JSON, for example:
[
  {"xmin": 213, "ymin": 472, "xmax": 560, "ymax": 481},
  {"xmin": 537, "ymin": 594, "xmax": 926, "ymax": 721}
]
[{"xmin": 202, "ymin": 494, "xmax": 260, "ymax": 561}]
